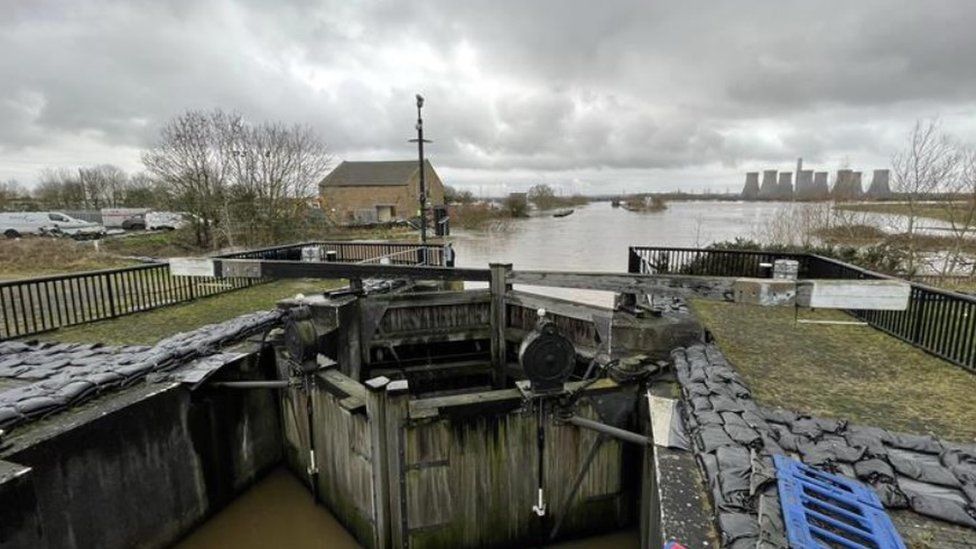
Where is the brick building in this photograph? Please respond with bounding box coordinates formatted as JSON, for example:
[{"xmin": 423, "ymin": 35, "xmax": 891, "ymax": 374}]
[{"xmin": 319, "ymin": 160, "xmax": 445, "ymax": 224}]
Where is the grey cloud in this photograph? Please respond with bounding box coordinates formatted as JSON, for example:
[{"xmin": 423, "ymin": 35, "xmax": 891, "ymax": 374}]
[{"xmin": 1, "ymin": 0, "xmax": 976, "ymax": 191}]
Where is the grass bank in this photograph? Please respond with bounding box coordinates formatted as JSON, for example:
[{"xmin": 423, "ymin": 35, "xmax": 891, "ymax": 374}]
[
  {"xmin": 0, "ymin": 238, "xmax": 136, "ymax": 279},
  {"xmin": 1, "ymin": 225, "xmax": 424, "ymax": 280},
  {"xmin": 451, "ymin": 203, "xmax": 516, "ymax": 230},
  {"xmin": 691, "ymin": 299, "xmax": 976, "ymax": 442},
  {"xmin": 42, "ymin": 278, "xmax": 342, "ymax": 346},
  {"xmin": 836, "ymin": 201, "xmax": 976, "ymax": 226}
]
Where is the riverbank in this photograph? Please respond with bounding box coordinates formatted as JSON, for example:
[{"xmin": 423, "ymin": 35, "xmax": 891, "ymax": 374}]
[
  {"xmin": 0, "ymin": 225, "xmax": 420, "ymax": 279},
  {"xmin": 692, "ymin": 299, "xmax": 976, "ymax": 442},
  {"xmin": 836, "ymin": 200, "xmax": 976, "ymax": 226}
]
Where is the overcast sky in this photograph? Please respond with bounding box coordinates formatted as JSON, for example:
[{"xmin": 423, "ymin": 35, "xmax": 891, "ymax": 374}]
[{"xmin": 2, "ymin": 1, "xmax": 976, "ymax": 195}]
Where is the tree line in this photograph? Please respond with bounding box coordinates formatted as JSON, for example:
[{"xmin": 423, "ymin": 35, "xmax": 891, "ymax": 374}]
[
  {"xmin": 1, "ymin": 166, "xmax": 168, "ymax": 211},
  {"xmin": 1, "ymin": 109, "xmax": 333, "ymax": 250}
]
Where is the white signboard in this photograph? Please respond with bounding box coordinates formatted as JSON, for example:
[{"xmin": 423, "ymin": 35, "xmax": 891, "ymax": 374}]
[
  {"xmin": 169, "ymin": 258, "xmax": 216, "ymax": 278},
  {"xmin": 796, "ymin": 279, "xmax": 911, "ymax": 311}
]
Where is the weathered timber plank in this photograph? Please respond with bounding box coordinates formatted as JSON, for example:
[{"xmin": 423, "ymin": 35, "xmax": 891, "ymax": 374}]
[
  {"xmin": 377, "ymin": 304, "xmax": 490, "ymax": 335},
  {"xmin": 490, "ymin": 264, "xmax": 511, "ymax": 389},
  {"xmin": 405, "ymin": 420, "xmax": 450, "ymax": 466},
  {"xmin": 213, "ymin": 258, "xmax": 491, "ymax": 282},
  {"xmin": 366, "ymin": 289, "xmax": 491, "ymax": 309},
  {"xmin": 369, "ymin": 360, "xmax": 492, "ymax": 378},
  {"xmin": 507, "ymin": 290, "xmax": 612, "ymax": 322},
  {"xmin": 369, "ymin": 327, "xmax": 491, "ymax": 348},
  {"xmin": 408, "ymin": 378, "xmax": 618, "ymax": 417},
  {"xmin": 365, "ymin": 377, "xmax": 391, "ymax": 548},
  {"xmin": 311, "ymin": 379, "xmax": 377, "ymax": 545},
  {"xmin": 507, "ymin": 271, "xmax": 735, "ymax": 300},
  {"xmin": 319, "ymin": 367, "xmax": 368, "ymax": 400}
]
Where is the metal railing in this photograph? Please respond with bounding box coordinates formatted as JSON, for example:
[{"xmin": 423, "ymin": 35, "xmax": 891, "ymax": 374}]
[
  {"xmin": 0, "ymin": 240, "xmax": 446, "ymax": 340},
  {"xmin": 629, "ymin": 245, "xmax": 976, "ymax": 371}
]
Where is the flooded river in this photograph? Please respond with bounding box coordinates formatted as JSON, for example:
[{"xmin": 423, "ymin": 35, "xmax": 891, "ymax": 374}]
[
  {"xmin": 177, "ymin": 200, "xmax": 789, "ymax": 548},
  {"xmin": 453, "ymin": 199, "xmax": 788, "ymax": 271},
  {"xmin": 453, "ymin": 199, "xmax": 790, "ymax": 306}
]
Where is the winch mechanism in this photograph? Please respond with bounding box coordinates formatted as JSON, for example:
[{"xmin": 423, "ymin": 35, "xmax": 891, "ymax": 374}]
[{"xmin": 518, "ymin": 308, "xmax": 576, "ymax": 395}]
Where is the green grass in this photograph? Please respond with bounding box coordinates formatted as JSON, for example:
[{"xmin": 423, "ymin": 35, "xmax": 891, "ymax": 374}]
[
  {"xmin": 100, "ymin": 229, "xmax": 206, "ymax": 258},
  {"xmin": 42, "ymin": 279, "xmax": 342, "ymax": 346},
  {"xmin": 691, "ymin": 299, "xmax": 976, "ymax": 443},
  {"xmin": 0, "ymin": 238, "xmax": 136, "ymax": 280}
]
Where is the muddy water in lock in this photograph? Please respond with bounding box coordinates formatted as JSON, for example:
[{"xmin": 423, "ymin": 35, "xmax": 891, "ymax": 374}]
[
  {"xmin": 179, "ymin": 201, "xmax": 783, "ymax": 548},
  {"xmin": 176, "ymin": 468, "xmax": 639, "ymax": 548}
]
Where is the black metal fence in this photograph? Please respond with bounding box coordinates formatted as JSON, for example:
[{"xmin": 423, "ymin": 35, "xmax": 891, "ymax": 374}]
[
  {"xmin": 0, "ymin": 241, "xmax": 446, "ymax": 341},
  {"xmin": 629, "ymin": 246, "xmax": 976, "ymax": 371}
]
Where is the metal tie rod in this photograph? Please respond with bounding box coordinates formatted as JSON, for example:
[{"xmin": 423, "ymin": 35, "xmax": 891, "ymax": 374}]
[
  {"xmin": 565, "ymin": 415, "xmax": 649, "ymax": 446},
  {"xmin": 209, "ymin": 380, "xmax": 293, "ymax": 389}
]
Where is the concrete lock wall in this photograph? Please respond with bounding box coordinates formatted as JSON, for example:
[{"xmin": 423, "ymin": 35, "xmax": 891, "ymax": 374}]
[{"xmin": 0, "ymin": 352, "xmax": 282, "ymax": 549}]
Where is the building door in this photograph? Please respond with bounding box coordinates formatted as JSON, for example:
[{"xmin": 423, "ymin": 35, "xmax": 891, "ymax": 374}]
[{"xmin": 375, "ymin": 205, "xmax": 395, "ymax": 222}]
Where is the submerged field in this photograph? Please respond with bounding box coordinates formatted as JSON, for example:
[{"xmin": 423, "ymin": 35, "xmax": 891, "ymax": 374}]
[
  {"xmin": 691, "ymin": 299, "xmax": 976, "ymax": 442},
  {"xmin": 835, "ymin": 201, "xmax": 976, "ymax": 227}
]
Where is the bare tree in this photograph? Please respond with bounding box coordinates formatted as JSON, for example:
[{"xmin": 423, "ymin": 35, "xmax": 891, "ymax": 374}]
[
  {"xmin": 144, "ymin": 109, "xmax": 331, "ymax": 248},
  {"xmin": 891, "ymin": 119, "xmax": 962, "ymax": 276},
  {"xmin": 78, "ymin": 164, "xmax": 129, "ymax": 208},
  {"xmin": 143, "ymin": 110, "xmax": 240, "ymax": 247},
  {"xmin": 34, "ymin": 168, "xmax": 85, "ymax": 208},
  {"xmin": 939, "ymin": 145, "xmax": 976, "ymax": 276},
  {"xmin": 0, "ymin": 179, "xmax": 26, "ymax": 210},
  {"xmin": 124, "ymin": 172, "xmax": 167, "ymax": 208},
  {"xmin": 527, "ymin": 184, "xmax": 557, "ymax": 210}
]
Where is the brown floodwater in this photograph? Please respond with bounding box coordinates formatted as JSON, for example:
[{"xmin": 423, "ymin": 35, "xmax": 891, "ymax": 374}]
[{"xmin": 176, "ymin": 468, "xmax": 639, "ymax": 549}]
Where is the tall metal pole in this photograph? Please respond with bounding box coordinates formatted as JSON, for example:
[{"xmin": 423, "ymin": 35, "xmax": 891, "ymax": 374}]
[{"xmin": 410, "ymin": 94, "xmax": 431, "ymax": 245}]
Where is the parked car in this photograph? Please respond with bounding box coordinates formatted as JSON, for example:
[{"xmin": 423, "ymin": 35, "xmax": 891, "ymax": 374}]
[{"xmin": 0, "ymin": 211, "xmax": 106, "ymax": 240}]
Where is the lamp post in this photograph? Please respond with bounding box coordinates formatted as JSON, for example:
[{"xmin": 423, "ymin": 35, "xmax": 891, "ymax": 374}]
[{"xmin": 409, "ymin": 94, "xmax": 432, "ymax": 245}]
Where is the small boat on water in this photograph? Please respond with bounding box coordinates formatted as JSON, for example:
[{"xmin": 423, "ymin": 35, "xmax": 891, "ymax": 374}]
[{"xmin": 552, "ymin": 208, "xmax": 574, "ymax": 218}]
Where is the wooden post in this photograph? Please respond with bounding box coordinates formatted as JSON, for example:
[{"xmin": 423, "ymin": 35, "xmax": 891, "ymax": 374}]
[
  {"xmin": 350, "ymin": 277, "xmax": 364, "ymax": 293},
  {"xmin": 628, "ymin": 247, "xmax": 641, "ymax": 273},
  {"xmin": 490, "ymin": 263, "xmax": 512, "ymax": 389},
  {"xmin": 366, "ymin": 376, "xmax": 392, "ymax": 549},
  {"xmin": 639, "ymin": 388, "xmax": 657, "ymax": 549},
  {"xmin": 337, "ymin": 298, "xmax": 363, "ymax": 380},
  {"xmin": 385, "ymin": 379, "xmax": 410, "ymax": 549}
]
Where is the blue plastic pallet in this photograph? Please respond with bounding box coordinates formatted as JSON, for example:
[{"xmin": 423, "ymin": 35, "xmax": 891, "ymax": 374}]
[{"xmin": 774, "ymin": 454, "xmax": 906, "ymax": 549}]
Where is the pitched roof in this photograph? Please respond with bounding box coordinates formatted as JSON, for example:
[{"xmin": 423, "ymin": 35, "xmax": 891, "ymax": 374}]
[{"xmin": 320, "ymin": 160, "xmax": 433, "ymax": 188}]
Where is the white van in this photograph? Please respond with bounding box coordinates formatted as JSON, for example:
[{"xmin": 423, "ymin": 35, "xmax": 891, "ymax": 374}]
[
  {"xmin": 146, "ymin": 211, "xmax": 188, "ymax": 230},
  {"xmin": 0, "ymin": 211, "xmax": 107, "ymax": 239},
  {"xmin": 101, "ymin": 208, "xmax": 149, "ymax": 229}
]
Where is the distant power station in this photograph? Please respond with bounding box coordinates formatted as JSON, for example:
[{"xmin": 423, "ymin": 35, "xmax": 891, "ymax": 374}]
[{"xmin": 741, "ymin": 159, "xmax": 891, "ymax": 201}]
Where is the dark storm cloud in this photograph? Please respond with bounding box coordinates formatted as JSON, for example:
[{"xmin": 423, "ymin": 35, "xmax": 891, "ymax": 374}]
[{"xmin": 1, "ymin": 0, "xmax": 976, "ymax": 190}]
